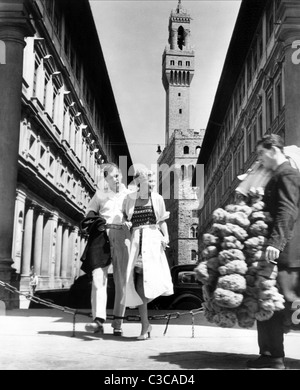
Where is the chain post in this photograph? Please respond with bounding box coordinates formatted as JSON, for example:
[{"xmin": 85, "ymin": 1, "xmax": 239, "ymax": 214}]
[
  {"xmin": 72, "ymin": 311, "xmax": 77, "ymax": 337},
  {"xmin": 191, "ymin": 311, "xmax": 195, "ymax": 338}
]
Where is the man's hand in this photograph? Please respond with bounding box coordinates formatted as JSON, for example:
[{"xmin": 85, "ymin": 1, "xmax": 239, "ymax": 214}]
[{"xmin": 265, "ymin": 245, "xmax": 280, "ymax": 264}]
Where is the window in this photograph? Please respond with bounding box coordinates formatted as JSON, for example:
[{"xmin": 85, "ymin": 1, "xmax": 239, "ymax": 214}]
[
  {"xmin": 181, "ymin": 165, "xmax": 186, "ymax": 180},
  {"xmin": 276, "ymin": 81, "xmax": 282, "ymax": 114},
  {"xmin": 179, "ymin": 109, "xmax": 182, "ymax": 114},
  {"xmin": 178, "ymin": 93, "xmax": 181, "ymax": 97},
  {"xmin": 183, "ymin": 146, "xmax": 189, "ymax": 154},
  {"xmin": 247, "ymin": 131, "xmax": 252, "ymax": 158},
  {"xmin": 178, "ymin": 61, "xmax": 182, "ymax": 66},
  {"xmin": 170, "ymin": 60, "xmax": 175, "ymax": 66},
  {"xmin": 266, "ymin": 2, "xmax": 274, "ymax": 41},
  {"xmin": 190, "ymin": 225, "xmax": 198, "ymax": 238},
  {"xmin": 267, "ymin": 93, "xmax": 273, "ymax": 128},
  {"xmin": 186, "ymin": 61, "xmax": 190, "ymax": 66},
  {"xmin": 258, "ymin": 112, "xmax": 263, "ymax": 139},
  {"xmin": 177, "ymin": 26, "xmax": 184, "ymax": 50}
]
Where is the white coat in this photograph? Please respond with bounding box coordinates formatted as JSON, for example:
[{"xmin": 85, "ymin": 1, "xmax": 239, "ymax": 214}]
[{"xmin": 122, "ymin": 191, "xmax": 174, "ymax": 307}]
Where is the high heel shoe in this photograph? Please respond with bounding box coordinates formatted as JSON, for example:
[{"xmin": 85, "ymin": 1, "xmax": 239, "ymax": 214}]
[{"xmin": 137, "ymin": 324, "xmax": 152, "ymax": 340}]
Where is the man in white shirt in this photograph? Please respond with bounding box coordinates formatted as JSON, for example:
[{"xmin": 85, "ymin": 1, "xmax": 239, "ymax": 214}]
[{"xmin": 84, "ymin": 163, "xmax": 131, "ymax": 336}]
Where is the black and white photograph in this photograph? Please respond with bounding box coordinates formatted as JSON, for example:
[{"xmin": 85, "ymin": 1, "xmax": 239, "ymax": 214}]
[{"xmin": 0, "ymin": 0, "xmax": 300, "ymax": 373}]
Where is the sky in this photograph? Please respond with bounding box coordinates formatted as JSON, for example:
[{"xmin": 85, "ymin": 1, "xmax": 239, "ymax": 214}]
[{"xmin": 90, "ymin": 0, "xmax": 242, "ymax": 169}]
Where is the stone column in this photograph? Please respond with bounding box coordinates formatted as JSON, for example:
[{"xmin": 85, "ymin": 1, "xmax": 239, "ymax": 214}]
[
  {"xmin": 33, "ymin": 209, "xmax": 45, "ymax": 276},
  {"xmin": 170, "ymin": 28, "xmax": 177, "ymax": 50},
  {"xmin": 69, "ymin": 226, "xmax": 79, "ymax": 280},
  {"xmin": 0, "ymin": 1, "xmax": 34, "ymax": 306},
  {"xmin": 184, "ymin": 29, "xmax": 190, "ymax": 49},
  {"xmin": 12, "ymin": 188, "xmax": 26, "ymax": 274},
  {"xmin": 61, "ymin": 224, "xmax": 70, "ymax": 279},
  {"xmin": 21, "ymin": 203, "xmax": 35, "ymax": 276},
  {"xmin": 41, "ymin": 212, "xmax": 58, "ymax": 278},
  {"xmin": 55, "ymin": 220, "xmax": 63, "ymax": 278}
]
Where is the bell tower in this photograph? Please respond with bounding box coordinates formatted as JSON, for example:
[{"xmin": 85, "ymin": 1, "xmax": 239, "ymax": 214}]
[{"xmin": 162, "ymin": 0, "xmax": 195, "ymax": 145}]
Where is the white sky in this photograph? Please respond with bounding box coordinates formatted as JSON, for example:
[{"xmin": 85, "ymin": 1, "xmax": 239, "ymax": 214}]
[{"xmin": 90, "ymin": 0, "xmax": 242, "ymax": 169}]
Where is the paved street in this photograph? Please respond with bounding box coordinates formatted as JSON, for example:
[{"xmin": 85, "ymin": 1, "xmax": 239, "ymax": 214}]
[{"xmin": 0, "ymin": 307, "xmax": 300, "ymax": 371}]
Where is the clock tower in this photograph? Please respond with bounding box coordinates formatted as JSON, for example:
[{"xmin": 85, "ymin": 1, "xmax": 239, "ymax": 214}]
[{"xmin": 162, "ymin": 0, "xmax": 195, "ymax": 145}]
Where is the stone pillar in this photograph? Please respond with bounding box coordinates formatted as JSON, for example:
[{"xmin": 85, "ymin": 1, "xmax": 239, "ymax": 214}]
[
  {"xmin": 184, "ymin": 29, "xmax": 190, "ymax": 49},
  {"xmin": 12, "ymin": 188, "xmax": 26, "ymax": 274},
  {"xmin": 21, "ymin": 203, "xmax": 35, "ymax": 276},
  {"xmin": 61, "ymin": 224, "xmax": 70, "ymax": 279},
  {"xmin": 55, "ymin": 220, "xmax": 63, "ymax": 278},
  {"xmin": 33, "ymin": 209, "xmax": 45, "ymax": 276},
  {"xmin": 170, "ymin": 28, "xmax": 177, "ymax": 50},
  {"xmin": 0, "ymin": 1, "xmax": 34, "ymax": 306},
  {"xmin": 79, "ymin": 236, "xmax": 86, "ymax": 276},
  {"xmin": 69, "ymin": 226, "xmax": 79, "ymax": 280},
  {"xmin": 41, "ymin": 212, "xmax": 58, "ymax": 278}
]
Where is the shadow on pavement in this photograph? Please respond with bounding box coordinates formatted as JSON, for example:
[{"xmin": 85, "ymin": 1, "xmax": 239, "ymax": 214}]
[
  {"xmin": 37, "ymin": 330, "xmax": 145, "ymax": 343},
  {"xmin": 149, "ymin": 351, "xmax": 300, "ymax": 370}
]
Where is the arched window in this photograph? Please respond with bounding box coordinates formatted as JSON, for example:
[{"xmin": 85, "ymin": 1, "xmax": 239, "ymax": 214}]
[
  {"xmin": 181, "ymin": 165, "xmax": 186, "ymax": 180},
  {"xmin": 188, "ymin": 165, "xmax": 194, "ymax": 178},
  {"xmin": 0, "ymin": 41, "xmax": 6, "ymax": 64},
  {"xmin": 190, "ymin": 227, "xmax": 195, "ymax": 238},
  {"xmin": 178, "ymin": 61, "xmax": 182, "ymax": 66},
  {"xmin": 177, "ymin": 26, "xmax": 185, "ymax": 50},
  {"xmin": 183, "ymin": 146, "xmax": 189, "ymax": 154},
  {"xmin": 190, "ymin": 224, "xmax": 198, "ymax": 238},
  {"xmin": 196, "ymin": 146, "xmax": 201, "ymax": 155}
]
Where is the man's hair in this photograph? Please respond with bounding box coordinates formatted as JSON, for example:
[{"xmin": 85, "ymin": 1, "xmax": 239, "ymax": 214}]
[
  {"xmin": 101, "ymin": 162, "xmax": 121, "ymax": 178},
  {"xmin": 133, "ymin": 168, "xmax": 154, "ymax": 180},
  {"xmin": 256, "ymin": 133, "xmax": 285, "ymax": 152}
]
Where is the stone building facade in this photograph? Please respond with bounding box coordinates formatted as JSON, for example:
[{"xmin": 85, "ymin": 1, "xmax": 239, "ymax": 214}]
[
  {"xmin": 0, "ymin": 0, "xmax": 132, "ymax": 307},
  {"xmin": 195, "ymin": 0, "xmax": 300, "ymax": 248},
  {"xmin": 158, "ymin": 1, "xmax": 203, "ymax": 267}
]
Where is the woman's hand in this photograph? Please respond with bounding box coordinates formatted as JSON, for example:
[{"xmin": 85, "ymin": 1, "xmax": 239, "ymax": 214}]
[
  {"xmin": 123, "ymin": 221, "xmax": 132, "ymax": 230},
  {"xmin": 161, "ymin": 236, "xmax": 169, "ymax": 250}
]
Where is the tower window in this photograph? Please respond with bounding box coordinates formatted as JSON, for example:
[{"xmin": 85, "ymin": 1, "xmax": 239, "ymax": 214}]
[
  {"xmin": 186, "ymin": 61, "xmax": 190, "ymax": 66},
  {"xmin": 178, "ymin": 61, "xmax": 182, "ymax": 66},
  {"xmin": 179, "ymin": 109, "xmax": 182, "ymax": 114},
  {"xmin": 170, "ymin": 60, "xmax": 175, "ymax": 66},
  {"xmin": 178, "ymin": 93, "xmax": 181, "ymax": 97},
  {"xmin": 183, "ymin": 146, "xmax": 189, "ymax": 154},
  {"xmin": 177, "ymin": 26, "xmax": 185, "ymax": 50}
]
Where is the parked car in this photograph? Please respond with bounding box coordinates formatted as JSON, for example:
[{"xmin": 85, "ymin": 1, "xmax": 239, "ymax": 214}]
[
  {"xmin": 149, "ymin": 264, "xmax": 203, "ymax": 310},
  {"xmin": 30, "ymin": 264, "xmax": 203, "ymax": 311}
]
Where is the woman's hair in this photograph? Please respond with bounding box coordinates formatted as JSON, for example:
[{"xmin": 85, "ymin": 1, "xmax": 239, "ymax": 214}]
[
  {"xmin": 256, "ymin": 133, "xmax": 285, "ymax": 152},
  {"xmin": 102, "ymin": 162, "xmax": 121, "ymax": 178}
]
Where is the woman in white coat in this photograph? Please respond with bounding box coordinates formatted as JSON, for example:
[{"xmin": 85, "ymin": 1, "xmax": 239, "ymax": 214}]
[{"xmin": 123, "ymin": 168, "xmax": 174, "ymax": 340}]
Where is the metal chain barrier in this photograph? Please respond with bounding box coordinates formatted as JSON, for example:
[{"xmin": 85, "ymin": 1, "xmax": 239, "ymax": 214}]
[{"xmin": 0, "ymin": 280, "xmax": 203, "ymax": 338}]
